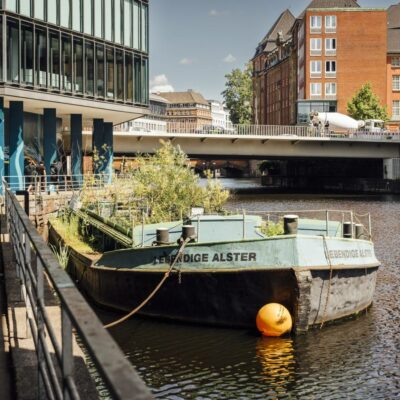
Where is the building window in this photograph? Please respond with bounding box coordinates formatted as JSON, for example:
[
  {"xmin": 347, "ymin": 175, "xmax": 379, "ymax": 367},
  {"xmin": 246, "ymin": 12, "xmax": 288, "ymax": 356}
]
[
  {"xmin": 310, "ymin": 82, "xmax": 322, "ymax": 97},
  {"xmin": 325, "ymin": 16, "xmax": 337, "ymax": 33},
  {"xmin": 83, "ymin": 0, "xmax": 92, "ymax": 35},
  {"xmin": 48, "ymin": 0, "xmax": 58, "ymax": 25},
  {"xmin": 116, "ymin": 49, "xmax": 124, "ymax": 100},
  {"xmin": 393, "ymin": 76, "xmax": 400, "ymax": 91},
  {"xmin": 114, "ymin": 0, "xmax": 122, "ymax": 44},
  {"xmin": 35, "ymin": 28, "xmax": 47, "ymax": 86},
  {"xmin": 325, "ymin": 60, "xmax": 336, "ymax": 77},
  {"xmin": 85, "ymin": 41, "xmax": 94, "ymax": 95},
  {"xmin": 72, "ymin": 0, "xmax": 82, "ymax": 32},
  {"xmin": 34, "ymin": 0, "xmax": 45, "ymax": 20},
  {"xmin": 104, "ymin": 0, "xmax": 113, "ymax": 41},
  {"xmin": 133, "ymin": 1, "xmax": 140, "ymax": 49},
  {"xmin": 310, "ymin": 60, "xmax": 322, "ymax": 78},
  {"xmin": 20, "ymin": 0, "xmax": 31, "ymax": 17},
  {"xmin": 106, "ymin": 47, "xmax": 114, "ymax": 98},
  {"xmin": 125, "ymin": 53, "xmax": 133, "ymax": 102},
  {"xmin": 325, "ymin": 82, "xmax": 337, "ymax": 96},
  {"xmin": 141, "ymin": 3, "xmax": 148, "ymax": 52},
  {"xmin": 49, "ymin": 32, "xmax": 60, "ymax": 89},
  {"xmin": 60, "ymin": 0, "xmax": 71, "ymax": 28},
  {"xmin": 73, "ymin": 39, "xmax": 83, "ymax": 93},
  {"xmin": 141, "ymin": 58, "xmax": 148, "ymax": 104},
  {"xmin": 124, "ymin": 0, "xmax": 133, "ymax": 47},
  {"xmin": 310, "ymin": 16, "xmax": 322, "ymax": 33},
  {"xmin": 61, "ymin": 35, "xmax": 72, "ymax": 91},
  {"xmin": 325, "ymin": 38, "xmax": 336, "ymax": 56},
  {"xmin": 94, "ymin": 0, "xmax": 103, "ymax": 38},
  {"xmin": 95, "ymin": 44, "xmax": 105, "ymax": 97},
  {"xmin": 134, "ymin": 55, "xmax": 141, "ymax": 102},
  {"xmin": 310, "ymin": 38, "xmax": 322, "ymax": 56},
  {"xmin": 393, "ymin": 101, "xmax": 400, "ymax": 120},
  {"xmin": 392, "ymin": 57, "xmax": 400, "ymax": 67},
  {"xmin": 21, "ymin": 24, "xmax": 33, "ymax": 85},
  {"xmin": 6, "ymin": 0, "xmax": 17, "ymax": 12}
]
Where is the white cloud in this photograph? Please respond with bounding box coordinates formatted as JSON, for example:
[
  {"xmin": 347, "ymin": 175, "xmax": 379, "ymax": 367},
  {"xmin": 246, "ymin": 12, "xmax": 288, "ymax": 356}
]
[
  {"xmin": 209, "ymin": 9, "xmax": 228, "ymax": 17},
  {"xmin": 179, "ymin": 58, "xmax": 193, "ymax": 65},
  {"xmin": 150, "ymin": 74, "xmax": 174, "ymax": 93},
  {"xmin": 223, "ymin": 54, "xmax": 237, "ymax": 63}
]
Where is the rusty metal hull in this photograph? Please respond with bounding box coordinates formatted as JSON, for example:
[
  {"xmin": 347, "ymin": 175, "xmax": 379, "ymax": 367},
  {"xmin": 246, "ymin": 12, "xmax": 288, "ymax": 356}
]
[{"xmin": 48, "ymin": 225, "xmax": 379, "ymax": 333}]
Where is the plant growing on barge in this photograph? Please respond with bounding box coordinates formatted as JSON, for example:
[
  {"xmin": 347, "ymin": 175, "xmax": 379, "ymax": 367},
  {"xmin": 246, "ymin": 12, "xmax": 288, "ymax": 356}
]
[{"xmin": 80, "ymin": 141, "xmax": 230, "ymax": 225}]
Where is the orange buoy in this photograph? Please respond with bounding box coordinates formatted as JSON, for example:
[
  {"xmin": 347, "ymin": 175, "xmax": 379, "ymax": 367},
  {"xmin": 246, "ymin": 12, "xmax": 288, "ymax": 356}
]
[{"xmin": 256, "ymin": 303, "xmax": 292, "ymax": 337}]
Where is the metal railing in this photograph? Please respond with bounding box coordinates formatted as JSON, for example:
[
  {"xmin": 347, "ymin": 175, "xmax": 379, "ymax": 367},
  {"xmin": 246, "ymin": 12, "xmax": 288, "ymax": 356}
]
[
  {"xmin": 111, "ymin": 121, "xmax": 400, "ymax": 141},
  {"xmin": 2, "ymin": 181, "xmax": 153, "ymax": 400},
  {"xmin": 3, "ymin": 174, "xmax": 111, "ymax": 194}
]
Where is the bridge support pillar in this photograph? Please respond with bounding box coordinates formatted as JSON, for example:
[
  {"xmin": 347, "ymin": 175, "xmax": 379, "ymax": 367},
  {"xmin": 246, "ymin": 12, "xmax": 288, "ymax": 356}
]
[
  {"xmin": 92, "ymin": 119, "xmax": 104, "ymax": 174},
  {"xmin": 103, "ymin": 122, "xmax": 113, "ymax": 183},
  {"xmin": 383, "ymin": 158, "xmax": 400, "ymax": 180},
  {"xmin": 9, "ymin": 101, "xmax": 24, "ymax": 191},
  {"xmin": 43, "ymin": 108, "xmax": 57, "ymax": 180},
  {"xmin": 71, "ymin": 114, "xmax": 83, "ymax": 181}
]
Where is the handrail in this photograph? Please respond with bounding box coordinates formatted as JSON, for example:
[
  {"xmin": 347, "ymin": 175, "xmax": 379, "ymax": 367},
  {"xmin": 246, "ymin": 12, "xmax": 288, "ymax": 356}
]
[{"xmin": 2, "ymin": 180, "xmax": 153, "ymax": 400}]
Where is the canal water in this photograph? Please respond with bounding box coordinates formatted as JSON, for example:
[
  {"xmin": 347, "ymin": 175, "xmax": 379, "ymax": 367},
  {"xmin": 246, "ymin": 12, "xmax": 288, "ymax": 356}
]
[{"xmin": 100, "ymin": 183, "xmax": 400, "ymax": 399}]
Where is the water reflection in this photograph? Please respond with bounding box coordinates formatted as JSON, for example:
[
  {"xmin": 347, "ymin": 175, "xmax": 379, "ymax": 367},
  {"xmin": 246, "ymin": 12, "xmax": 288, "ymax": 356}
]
[
  {"xmin": 256, "ymin": 337, "xmax": 296, "ymax": 396},
  {"xmin": 100, "ymin": 191, "xmax": 400, "ymax": 399}
]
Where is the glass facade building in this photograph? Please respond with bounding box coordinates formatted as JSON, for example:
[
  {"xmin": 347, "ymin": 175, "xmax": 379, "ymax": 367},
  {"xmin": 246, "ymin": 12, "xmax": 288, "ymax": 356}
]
[{"xmin": 0, "ymin": 0, "xmax": 149, "ymax": 106}]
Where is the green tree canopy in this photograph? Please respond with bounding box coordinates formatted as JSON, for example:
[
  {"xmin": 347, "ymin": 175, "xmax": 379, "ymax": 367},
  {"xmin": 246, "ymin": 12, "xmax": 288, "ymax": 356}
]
[
  {"xmin": 347, "ymin": 83, "xmax": 388, "ymax": 121},
  {"xmin": 222, "ymin": 63, "xmax": 253, "ymax": 125}
]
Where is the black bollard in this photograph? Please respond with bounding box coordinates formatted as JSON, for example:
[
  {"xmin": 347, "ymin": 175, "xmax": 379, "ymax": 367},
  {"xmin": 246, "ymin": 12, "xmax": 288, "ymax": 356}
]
[
  {"xmin": 156, "ymin": 228, "xmax": 170, "ymax": 245},
  {"xmin": 182, "ymin": 225, "xmax": 196, "ymax": 242},
  {"xmin": 343, "ymin": 222, "xmax": 353, "ymax": 239}
]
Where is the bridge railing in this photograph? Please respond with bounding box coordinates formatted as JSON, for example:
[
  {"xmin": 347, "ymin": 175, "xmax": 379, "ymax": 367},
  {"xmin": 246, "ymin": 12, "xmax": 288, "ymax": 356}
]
[
  {"xmin": 112, "ymin": 121, "xmax": 400, "ymax": 141},
  {"xmin": 2, "ymin": 181, "xmax": 153, "ymax": 399}
]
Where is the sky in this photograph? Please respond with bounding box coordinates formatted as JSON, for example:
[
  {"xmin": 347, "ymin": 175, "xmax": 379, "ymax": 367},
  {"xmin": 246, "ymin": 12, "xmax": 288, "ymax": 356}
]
[{"xmin": 149, "ymin": 0, "xmax": 396, "ymax": 100}]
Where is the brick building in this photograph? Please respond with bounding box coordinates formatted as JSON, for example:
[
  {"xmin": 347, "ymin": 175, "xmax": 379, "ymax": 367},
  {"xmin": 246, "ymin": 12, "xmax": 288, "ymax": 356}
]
[
  {"xmin": 157, "ymin": 90, "xmax": 212, "ymax": 131},
  {"xmin": 253, "ymin": 0, "xmax": 392, "ymax": 126},
  {"xmin": 387, "ymin": 3, "xmax": 400, "ymax": 129}
]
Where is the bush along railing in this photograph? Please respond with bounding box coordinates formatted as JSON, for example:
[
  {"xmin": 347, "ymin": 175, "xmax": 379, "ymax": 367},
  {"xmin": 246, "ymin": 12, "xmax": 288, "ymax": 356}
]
[{"xmin": 2, "ymin": 180, "xmax": 153, "ymax": 400}]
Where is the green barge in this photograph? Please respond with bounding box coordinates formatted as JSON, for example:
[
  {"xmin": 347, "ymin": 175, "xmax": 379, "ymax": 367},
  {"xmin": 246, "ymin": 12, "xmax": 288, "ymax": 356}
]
[{"xmin": 49, "ymin": 211, "xmax": 380, "ymax": 334}]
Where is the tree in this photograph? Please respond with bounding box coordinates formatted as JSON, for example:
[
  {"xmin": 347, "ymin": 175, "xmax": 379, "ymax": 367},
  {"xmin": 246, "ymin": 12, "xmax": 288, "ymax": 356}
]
[
  {"xmin": 222, "ymin": 63, "xmax": 253, "ymax": 125},
  {"xmin": 347, "ymin": 83, "xmax": 388, "ymax": 121}
]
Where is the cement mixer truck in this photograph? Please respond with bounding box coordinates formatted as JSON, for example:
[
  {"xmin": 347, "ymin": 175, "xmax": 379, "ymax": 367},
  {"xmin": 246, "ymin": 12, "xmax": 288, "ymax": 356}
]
[{"xmin": 311, "ymin": 112, "xmax": 386, "ymax": 133}]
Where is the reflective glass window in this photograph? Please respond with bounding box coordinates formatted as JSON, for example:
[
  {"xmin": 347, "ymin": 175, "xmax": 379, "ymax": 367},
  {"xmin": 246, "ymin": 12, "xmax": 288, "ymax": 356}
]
[
  {"xmin": 60, "ymin": 0, "xmax": 71, "ymax": 28},
  {"xmin": 50, "ymin": 32, "xmax": 60, "ymax": 88},
  {"xmin": 96, "ymin": 44, "xmax": 104, "ymax": 97},
  {"xmin": 83, "ymin": 0, "xmax": 92, "ymax": 35},
  {"xmin": 114, "ymin": 0, "xmax": 121, "ymax": 44},
  {"xmin": 85, "ymin": 42, "xmax": 94, "ymax": 95},
  {"xmin": 20, "ymin": 0, "xmax": 31, "ymax": 16},
  {"xmin": 0, "ymin": 17, "xmax": 2, "ymax": 81},
  {"xmin": 133, "ymin": 1, "xmax": 139, "ymax": 49},
  {"xmin": 21, "ymin": 24, "xmax": 34, "ymax": 85},
  {"xmin": 141, "ymin": 58, "xmax": 148, "ymax": 104},
  {"xmin": 141, "ymin": 3, "xmax": 148, "ymax": 52},
  {"xmin": 106, "ymin": 47, "xmax": 114, "ymax": 98},
  {"xmin": 7, "ymin": 19, "xmax": 19, "ymax": 83},
  {"xmin": 72, "ymin": 0, "xmax": 82, "ymax": 31},
  {"xmin": 116, "ymin": 50, "xmax": 124, "ymax": 100},
  {"xmin": 47, "ymin": 0, "xmax": 58, "ymax": 24},
  {"xmin": 73, "ymin": 39, "xmax": 83, "ymax": 93},
  {"xmin": 94, "ymin": 0, "xmax": 103, "ymax": 38},
  {"xmin": 62, "ymin": 35, "xmax": 72, "ymax": 91},
  {"xmin": 125, "ymin": 53, "xmax": 133, "ymax": 102},
  {"xmin": 34, "ymin": 0, "xmax": 45, "ymax": 20},
  {"xmin": 6, "ymin": 0, "xmax": 17, "ymax": 12},
  {"xmin": 124, "ymin": 0, "xmax": 132, "ymax": 47},
  {"xmin": 35, "ymin": 28, "xmax": 47, "ymax": 86},
  {"xmin": 134, "ymin": 55, "xmax": 141, "ymax": 103},
  {"xmin": 104, "ymin": 0, "xmax": 113, "ymax": 41}
]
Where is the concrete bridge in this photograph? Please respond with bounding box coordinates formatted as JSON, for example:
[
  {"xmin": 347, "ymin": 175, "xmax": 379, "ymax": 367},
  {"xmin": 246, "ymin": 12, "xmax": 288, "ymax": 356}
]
[{"xmin": 77, "ymin": 124, "xmax": 400, "ymax": 160}]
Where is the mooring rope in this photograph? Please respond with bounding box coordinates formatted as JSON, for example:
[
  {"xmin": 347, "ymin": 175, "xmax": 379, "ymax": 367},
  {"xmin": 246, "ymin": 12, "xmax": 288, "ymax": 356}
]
[
  {"xmin": 104, "ymin": 236, "xmax": 193, "ymax": 329},
  {"xmin": 320, "ymin": 235, "xmax": 334, "ymax": 329}
]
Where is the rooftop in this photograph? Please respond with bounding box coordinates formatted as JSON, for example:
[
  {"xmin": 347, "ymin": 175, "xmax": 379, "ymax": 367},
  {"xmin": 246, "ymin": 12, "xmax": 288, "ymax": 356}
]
[
  {"xmin": 157, "ymin": 90, "xmax": 209, "ymax": 106},
  {"xmin": 306, "ymin": 0, "xmax": 360, "ymax": 8}
]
